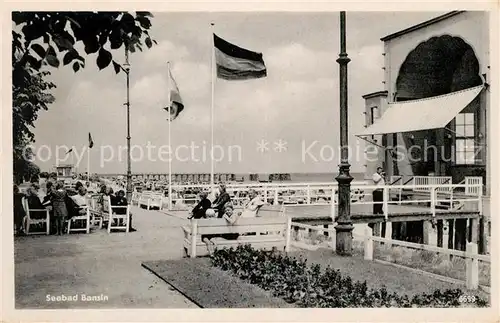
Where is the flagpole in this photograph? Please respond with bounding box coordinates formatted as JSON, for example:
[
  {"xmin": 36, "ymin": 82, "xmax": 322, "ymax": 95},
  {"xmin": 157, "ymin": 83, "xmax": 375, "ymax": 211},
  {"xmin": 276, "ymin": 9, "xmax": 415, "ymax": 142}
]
[
  {"xmin": 167, "ymin": 61, "xmax": 173, "ymax": 210},
  {"xmin": 210, "ymin": 22, "xmax": 215, "ymax": 194},
  {"xmin": 87, "ymin": 145, "xmax": 90, "ymax": 182}
]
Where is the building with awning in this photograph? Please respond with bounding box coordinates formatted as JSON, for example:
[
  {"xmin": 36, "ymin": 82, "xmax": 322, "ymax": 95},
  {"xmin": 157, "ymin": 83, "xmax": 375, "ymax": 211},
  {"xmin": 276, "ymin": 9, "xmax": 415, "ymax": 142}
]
[{"xmin": 359, "ymin": 11, "xmax": 491, "ymax": 196}]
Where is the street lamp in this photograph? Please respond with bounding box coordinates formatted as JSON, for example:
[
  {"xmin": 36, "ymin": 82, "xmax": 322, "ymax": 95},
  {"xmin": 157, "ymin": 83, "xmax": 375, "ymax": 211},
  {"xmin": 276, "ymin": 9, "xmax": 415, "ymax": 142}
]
[
  {"xmin": 334, "ymin": 11, "xmax": 354, "ymax": 256},
  {"xmin": 122, "ymin": 48, "xmax": 132, "ymax": 202}
]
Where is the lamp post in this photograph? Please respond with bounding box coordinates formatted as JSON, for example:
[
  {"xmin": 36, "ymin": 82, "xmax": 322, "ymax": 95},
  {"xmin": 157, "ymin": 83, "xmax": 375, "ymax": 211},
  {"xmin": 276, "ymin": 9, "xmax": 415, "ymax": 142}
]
[
  {"xmin": 122, "ymin": 48, "xmax": 132, "ymax": 202},
  {"xmin": 334, "ymin": 11, "xmax": 354, "ymax": 256}
]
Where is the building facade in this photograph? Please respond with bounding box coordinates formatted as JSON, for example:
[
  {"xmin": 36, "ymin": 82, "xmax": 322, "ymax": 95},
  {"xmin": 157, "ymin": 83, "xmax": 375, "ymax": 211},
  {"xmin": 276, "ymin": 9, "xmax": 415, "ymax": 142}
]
[{"xmin": 362, "ymin": 11, "xmax": 491, "ymax": 195}]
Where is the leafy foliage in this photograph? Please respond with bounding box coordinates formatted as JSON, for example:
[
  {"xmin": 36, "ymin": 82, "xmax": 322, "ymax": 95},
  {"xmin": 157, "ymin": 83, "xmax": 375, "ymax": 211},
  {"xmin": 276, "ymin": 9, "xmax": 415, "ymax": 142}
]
[
  {"xmin": 210, "ymin": 245, "xmax": 488, "ymax": 308},
  {"xmin": 12, "ymin": 69, "xmax": 53, "ymax": 184},
  {"xmin": 12, "ymin": 11, "xmax": 156, "ymax": 182},
  {"xmin": 12, "ymin": 11, "xmax": 156, "ymax": 75}
]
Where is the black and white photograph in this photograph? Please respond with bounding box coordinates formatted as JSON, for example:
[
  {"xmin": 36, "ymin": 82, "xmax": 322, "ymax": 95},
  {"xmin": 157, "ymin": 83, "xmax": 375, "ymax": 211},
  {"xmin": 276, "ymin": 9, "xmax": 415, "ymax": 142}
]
[{"xmin": 2, "ymin": 3, "xmax": 499, "ymax": 322}]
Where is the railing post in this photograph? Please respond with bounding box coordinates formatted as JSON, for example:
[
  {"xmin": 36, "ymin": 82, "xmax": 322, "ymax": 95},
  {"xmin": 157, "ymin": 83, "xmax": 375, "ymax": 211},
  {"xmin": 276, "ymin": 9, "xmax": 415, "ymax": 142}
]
[
  {"xmin": 285, "ymin": 216, "xmax": 292, "ymax": 252},
  {"xmin": 449, "ymin": 187, "xmax": 454, "ymax": 210},
  {"xmin": 190, "ymin": 219, "xmax": 198, "ymax": 258},
  {"xmin": 382, "ymin": 187, "xmax": 389, "ymax": 221},
  {"xmin": 274, "ymin": 189, "xmax": 279, "ymax": 205},
  {"xmin": 364, "ymin": 225, "xmax": 373, "ymax": 261},
  {"xmin": 470, "ymin": 217, "xmax": 478, "ymax": 243},
  {"xmin": 466, "ymin": 242, "xmax": 479, "ymax": 290},
  {"xmin": 478, "ymin": 184, "xmax": 483, "ymax": 215},
  {"xmin": 306, "ymin": 185, "xmax": 311, "ymax": 204},
  {"xmin": 430, "ymin": 187, "xmax": 436, "ymax": 218},
  {"xmin": 330, "ymin": 188, "xmax": 336, "ymax": 221},
  {"xmin": 475, "ymin": 184, "xmax": 487, "ymax": 254}
]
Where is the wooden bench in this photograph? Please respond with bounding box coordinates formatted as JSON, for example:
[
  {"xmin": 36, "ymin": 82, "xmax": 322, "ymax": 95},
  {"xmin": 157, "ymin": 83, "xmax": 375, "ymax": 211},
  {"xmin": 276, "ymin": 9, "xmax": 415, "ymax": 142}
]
[
  {"xmin": 148, "ymin": 193, "xmax": 164, "ymax": 210},
  {"xmin": 138, "ymin": 192, "xmax": 151, "ymax": 209},
  {"xmin": 182, "ymin": 215, "xmax": 292, "ymax": 258}
]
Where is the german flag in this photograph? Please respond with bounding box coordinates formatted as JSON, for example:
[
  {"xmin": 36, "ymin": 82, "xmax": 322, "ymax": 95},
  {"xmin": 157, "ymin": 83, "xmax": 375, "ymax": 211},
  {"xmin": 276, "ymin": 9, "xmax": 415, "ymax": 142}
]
[{"xmin": 214, "ymin": 34, "xmax": 267, "ymax": 81}]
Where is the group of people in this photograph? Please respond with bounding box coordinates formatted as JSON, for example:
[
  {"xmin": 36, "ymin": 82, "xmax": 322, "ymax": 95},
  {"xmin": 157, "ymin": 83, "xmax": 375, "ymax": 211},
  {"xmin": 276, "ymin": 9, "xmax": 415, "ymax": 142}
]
[
  {"xmin": 189, "ymin": 184, "xmax": 265, "ymax": 222},
  {"xmin": 13, "ymin": 177, "xmax": 134, "ymax": 236},
  {"xmin": 188, "ymin": 184, "xmax": 266, "ymax": 253},
  {"xmin": 97, "ymin": 185, "xmax": 134, "ymax": 229},
  {"xmin": 14, "ymin": 177, "xmax": 88, "ymax": 236}
]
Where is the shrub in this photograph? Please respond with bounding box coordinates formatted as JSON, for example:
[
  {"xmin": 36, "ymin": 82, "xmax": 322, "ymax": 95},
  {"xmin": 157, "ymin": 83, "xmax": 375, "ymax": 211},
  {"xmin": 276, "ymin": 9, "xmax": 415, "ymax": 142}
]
[{"xmin": 210, "ymin": 245, "xmax": 487, "ymax": 308}]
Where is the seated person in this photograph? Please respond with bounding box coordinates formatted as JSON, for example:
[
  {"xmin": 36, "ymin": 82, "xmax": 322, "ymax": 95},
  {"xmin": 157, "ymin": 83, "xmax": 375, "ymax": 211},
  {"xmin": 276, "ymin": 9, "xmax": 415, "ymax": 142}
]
[
  {"xmin": 240, "ymin": 189, "xmax": 265, "ymax": 218},
  {"xmin": 70, "ymin": 186, "xmax": 89, "ymax": 216},
  {"xmin": 110, "ymin": 190, "xmax": 134, "ymax": 229},
  {"xmin": 189, "ymin": 191, "xmax": 211, "ymax": 219},
  {"xmin": 65, "ymin": 186, "xmax": 90, "ymax": 229},
  {"xmin": 71, "ymin": 185, "xmax": 87, "ymax": 205},
  {"xmin": 211, "ymin": 184, "xmax": 231, "ymax": 218},
  {"xmin": 25, "ymin": 185, "xmax": 49, "ymax": 220},
  {"xmin": 203, "ymin": 203, "xmax": 239, "ymax": 254},
  {"xmin": 110, "ymin": 190, "xmax": 127, "ymax": 214}
]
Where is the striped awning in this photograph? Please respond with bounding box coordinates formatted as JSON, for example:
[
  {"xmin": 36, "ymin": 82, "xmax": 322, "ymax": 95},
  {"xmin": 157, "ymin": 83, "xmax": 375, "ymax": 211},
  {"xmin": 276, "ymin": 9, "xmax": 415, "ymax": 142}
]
[{"xmin": 357, "ymin": 85, "xmax": 484, "ymax": 136}]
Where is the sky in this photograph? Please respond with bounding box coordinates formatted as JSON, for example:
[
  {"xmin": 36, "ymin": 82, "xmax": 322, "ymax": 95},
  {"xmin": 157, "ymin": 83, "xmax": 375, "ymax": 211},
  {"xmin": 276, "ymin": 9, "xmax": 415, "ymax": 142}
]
[{"xmin": 30, "ymin": 11, "xmax": 447, "ymax": 174}]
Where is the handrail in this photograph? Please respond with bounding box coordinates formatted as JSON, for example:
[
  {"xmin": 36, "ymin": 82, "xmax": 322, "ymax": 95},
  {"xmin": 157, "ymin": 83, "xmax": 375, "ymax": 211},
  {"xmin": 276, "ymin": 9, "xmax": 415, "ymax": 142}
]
[
  {"xmin": 133, "ymin": 179, "xmax": 483, "ymax": 213},
  {"xmin": 403, "ymin": 176, "xmax": 414, "ymax": 186},
  {"xmin": 361, "ymin": 232, "xmax": 490, "ymax": 262},
  {"xmin": 390, "ymin": 177, "xmax": 402, "ymax": 185}
]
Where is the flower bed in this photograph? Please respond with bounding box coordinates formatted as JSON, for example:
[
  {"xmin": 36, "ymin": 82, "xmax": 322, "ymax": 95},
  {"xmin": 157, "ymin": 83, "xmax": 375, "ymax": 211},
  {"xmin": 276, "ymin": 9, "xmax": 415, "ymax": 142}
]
[{"xmin": 210, "ymin": 245, "xmax": 488, "ymax": 308}]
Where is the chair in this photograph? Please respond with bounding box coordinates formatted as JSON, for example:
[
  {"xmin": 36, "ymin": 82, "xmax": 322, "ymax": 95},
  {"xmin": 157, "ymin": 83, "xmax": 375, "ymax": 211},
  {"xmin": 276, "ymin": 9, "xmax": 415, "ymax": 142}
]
[
  {"xmin": 67, "ymin": 206, "xmax": 91, "ymax": 234},
  {"xmin": 138, "ymin": 192, "xmax": 152, "ymax": 209},
  {"xmin": 87, "ymin": 195, "xmax": 104, "ymax": 229},
  {"xmin": 21, "ymin": 198, "xmax": 50, "ymax": 235},
  {"xmin": 131, "ymin": 191, "xmax": 141, "ymax": 206},
  {"xmin": 102, "ymin": 196, "xmax": 130, "ymax": 233}
]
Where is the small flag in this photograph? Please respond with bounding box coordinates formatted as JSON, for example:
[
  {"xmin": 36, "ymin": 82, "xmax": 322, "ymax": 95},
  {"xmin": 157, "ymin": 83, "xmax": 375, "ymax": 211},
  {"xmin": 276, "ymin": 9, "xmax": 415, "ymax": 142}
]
[
  {"xmin": 214, "ymin": 34, "xmax": 267, "ymax": 81},
  {"xmin": 88, "ymin": 132, "xmax": 94, "ymax": 148},
  {"xmin": 164, "ymin": 67, "xmax": 184, "ymax": 121},
  {"xmin": 65, "ymin": 148, "xmax": 73, "ymax": 155}
]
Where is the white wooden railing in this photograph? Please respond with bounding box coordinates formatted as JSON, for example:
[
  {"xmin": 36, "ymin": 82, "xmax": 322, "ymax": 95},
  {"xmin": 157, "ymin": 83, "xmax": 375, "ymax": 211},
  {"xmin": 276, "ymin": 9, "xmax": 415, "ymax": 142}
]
[
  {"xmin": 288, "ymin": 222, "xmax": 489, "ymax": 290},
  {"xmin": 161, "ymin": 181, "xmax": 367, "ymax": 210},
  {"xmin": 465, "ymin": 176, "xmax": 483, "ymax": 195},
  {"xmin": 413, "ymin": 176, "xmax": 452, "ymax": 193},
  {"xmin": 283, "ymin": 183, "xmax": 482, "ymax": 223},
  {"xmin": 130, "ymin": 180, "xmax": 483, "ymax": 216}
]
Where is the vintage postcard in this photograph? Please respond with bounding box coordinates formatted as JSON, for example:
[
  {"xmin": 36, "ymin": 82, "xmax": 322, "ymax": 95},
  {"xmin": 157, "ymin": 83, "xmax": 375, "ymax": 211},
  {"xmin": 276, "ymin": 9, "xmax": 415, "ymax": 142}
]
[{"xmin": 1, "ymin": 1, "xmax": 498, "ymax": 322}]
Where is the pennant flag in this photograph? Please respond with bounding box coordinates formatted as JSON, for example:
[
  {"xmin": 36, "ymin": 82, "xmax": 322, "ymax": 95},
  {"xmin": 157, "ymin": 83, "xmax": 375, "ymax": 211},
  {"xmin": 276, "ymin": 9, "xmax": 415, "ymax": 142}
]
[
  {"xmin": 214, "ymin": 34, "xmax": 267, "ymax": 80},
  {"xmin": 65, "ymin": 148, "xmax": 73, "ymax": 155},
  {"xmin": 164, "ymin": 67, "xmax": 184, "ymax": 121},
  {"xmin": 88, "ymin": 132, "xmax": 94, "ymax": 148}
]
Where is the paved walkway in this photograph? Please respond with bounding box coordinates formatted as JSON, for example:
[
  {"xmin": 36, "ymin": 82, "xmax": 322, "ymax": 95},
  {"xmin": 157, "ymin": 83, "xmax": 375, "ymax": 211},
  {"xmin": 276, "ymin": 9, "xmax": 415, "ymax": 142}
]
[
  {"xmin": 15, "ymin": 205, "xmax": 486, "ymax": 309},
  {"xmin": 14, "ymin": 206, "xmax": 197, "ymax": 309}
]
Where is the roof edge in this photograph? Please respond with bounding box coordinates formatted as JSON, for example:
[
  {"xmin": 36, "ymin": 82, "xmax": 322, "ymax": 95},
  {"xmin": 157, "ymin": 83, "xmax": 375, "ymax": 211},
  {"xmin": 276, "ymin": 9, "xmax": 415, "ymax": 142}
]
[
  {"xmin": 380, "ymin": 11, "xmax": 466, "ymax": 42},
  {"xmin": 362, "ymin": 90, "xmax": 388, "ymax": 99}
]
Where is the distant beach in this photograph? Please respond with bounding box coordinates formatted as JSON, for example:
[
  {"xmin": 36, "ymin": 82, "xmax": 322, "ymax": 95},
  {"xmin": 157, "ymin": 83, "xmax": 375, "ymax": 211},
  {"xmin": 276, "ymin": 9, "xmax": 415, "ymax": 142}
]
[
  {"xmin": 98, "ymin": 172, "xmax": 367, "ymax": 183},
  {"xmin": 233, "ymin": 172, "xmax": 366, "ymax": 183}
]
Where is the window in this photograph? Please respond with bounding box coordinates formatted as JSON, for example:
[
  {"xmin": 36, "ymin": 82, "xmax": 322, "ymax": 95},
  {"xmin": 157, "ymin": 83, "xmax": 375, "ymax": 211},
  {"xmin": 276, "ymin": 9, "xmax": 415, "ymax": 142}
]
[
  {"xmin": 370, "ymin": 106, "xmax": 378, "ymax": 140},
  {"xmin": 455, "ymin": 112, "xmax": 475, "ymax": 165}
]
